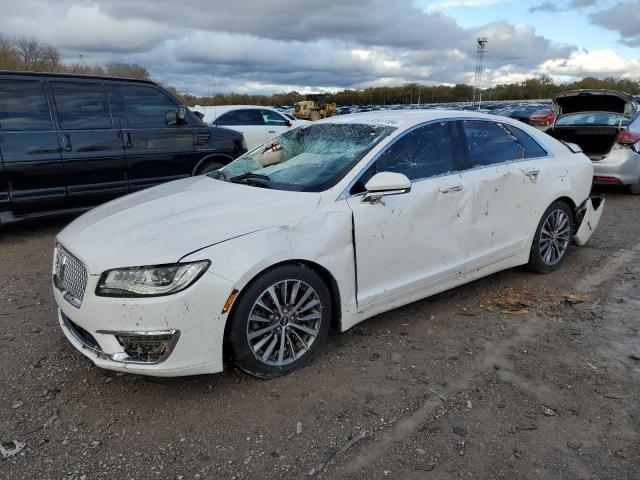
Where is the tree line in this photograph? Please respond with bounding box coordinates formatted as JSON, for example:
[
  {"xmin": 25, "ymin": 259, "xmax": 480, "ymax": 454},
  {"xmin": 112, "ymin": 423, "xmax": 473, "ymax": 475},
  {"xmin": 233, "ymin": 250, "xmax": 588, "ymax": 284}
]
[{"xmin": 1, "ymin": 35, "xmax": 638, "ymax": 106}]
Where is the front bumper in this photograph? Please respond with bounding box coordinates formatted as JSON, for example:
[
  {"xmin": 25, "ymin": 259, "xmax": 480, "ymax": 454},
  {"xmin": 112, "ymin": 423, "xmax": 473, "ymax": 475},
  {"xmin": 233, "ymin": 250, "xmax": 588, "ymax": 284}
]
[
  {"xmin": 573, "ymin": 197, "xmax": 605, "ymax": 247},
  {"xmin": 592, "ymin": 148, "xmax": 640, "ymax": 185},
  {"xmin": 54, "ymin": 271, "xmax": 235, "ymax": 377}
]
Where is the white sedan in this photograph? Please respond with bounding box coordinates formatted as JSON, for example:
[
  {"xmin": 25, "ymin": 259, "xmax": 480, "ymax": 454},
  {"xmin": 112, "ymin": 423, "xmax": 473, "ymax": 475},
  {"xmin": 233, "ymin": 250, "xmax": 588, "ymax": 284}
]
[
  {"xmin": 52, "ymin": 111, "xmax": 604, "ymax": 377},
  {"xmin": 204, "ymin": 105, "xmax": 306, "ymax": 150}
]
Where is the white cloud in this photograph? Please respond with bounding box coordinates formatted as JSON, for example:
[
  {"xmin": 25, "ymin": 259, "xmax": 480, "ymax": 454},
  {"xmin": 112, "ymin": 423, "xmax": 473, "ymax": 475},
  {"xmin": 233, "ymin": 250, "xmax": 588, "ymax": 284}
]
[{"xmin": 540, "ymin": 49, "xmax": 640, "ymax": 78}]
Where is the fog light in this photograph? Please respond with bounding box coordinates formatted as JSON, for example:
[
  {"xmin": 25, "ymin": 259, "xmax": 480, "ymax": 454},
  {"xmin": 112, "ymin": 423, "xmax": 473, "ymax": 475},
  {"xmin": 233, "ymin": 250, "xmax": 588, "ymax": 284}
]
[{"xmin": 98, "ymin": 330, "xmax": 180, "ymax": 364}]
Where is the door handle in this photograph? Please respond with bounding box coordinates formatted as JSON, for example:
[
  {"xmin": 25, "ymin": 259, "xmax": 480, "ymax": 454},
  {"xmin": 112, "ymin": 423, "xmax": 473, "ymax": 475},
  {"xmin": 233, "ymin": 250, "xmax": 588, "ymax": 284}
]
[
  {"xmin": 439, "ymin": 184, "xmax": 463, "ymax": 194},
  {"xmin": 60, "ymin": 133, "xmax": 72, "ymax": 152},
  {"xmin": 522, "ymin": 169, "xmax": 540, "ymax": 180},
  {"xmin": 120, "ymin": 131, "xmax": 133, "ymax": 149}
]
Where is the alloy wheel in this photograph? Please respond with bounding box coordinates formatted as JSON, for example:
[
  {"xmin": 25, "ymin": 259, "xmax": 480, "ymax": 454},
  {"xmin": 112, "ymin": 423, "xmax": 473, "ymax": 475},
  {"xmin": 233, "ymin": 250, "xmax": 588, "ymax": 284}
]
[
  {"xmin": 246, "ymin": 280, "xmax": 323, "ymax": 366},
  {"xmin": 539, "ymin": 209, "xmax": 571, "ymax": 266}
]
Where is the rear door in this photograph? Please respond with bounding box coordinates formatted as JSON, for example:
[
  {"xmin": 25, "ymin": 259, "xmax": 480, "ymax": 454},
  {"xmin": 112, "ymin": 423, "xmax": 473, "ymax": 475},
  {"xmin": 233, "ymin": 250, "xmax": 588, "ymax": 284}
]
[
  {"xmin": 0, "ymin": 77, "xmax": 66, "ymax": 214},
  {"xmin": 457, "ymin": 119, "xmax": 547, "ymax": 266},
  {"xmin": 214, "ymin": 109, "xmax": 266, "ymax": 150},
  {"xmin": 119, "ymin": 84, "xmax": 197, "ymax": 192},
  {"xmin": 49, "ymin": 80, "xmax": 128, "ymax": 207}
]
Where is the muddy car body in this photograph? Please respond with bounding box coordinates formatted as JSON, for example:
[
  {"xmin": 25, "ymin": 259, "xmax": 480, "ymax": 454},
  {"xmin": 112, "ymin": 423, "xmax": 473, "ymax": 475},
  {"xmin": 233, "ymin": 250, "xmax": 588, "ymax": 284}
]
[
  {"xmin": 52, "ymin": 110, "xmax": 603, "ymax": 377},
  {"xmin": 546, "ymin": 90, "xmax": 640, "ymax": 192}
]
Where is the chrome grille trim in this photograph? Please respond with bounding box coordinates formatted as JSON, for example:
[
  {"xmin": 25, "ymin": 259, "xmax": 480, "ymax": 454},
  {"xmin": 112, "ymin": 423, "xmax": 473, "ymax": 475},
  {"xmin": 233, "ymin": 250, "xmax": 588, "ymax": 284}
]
[{"xmin": 53, "ymin": 244, "xmax": 88, "ymax": 308}]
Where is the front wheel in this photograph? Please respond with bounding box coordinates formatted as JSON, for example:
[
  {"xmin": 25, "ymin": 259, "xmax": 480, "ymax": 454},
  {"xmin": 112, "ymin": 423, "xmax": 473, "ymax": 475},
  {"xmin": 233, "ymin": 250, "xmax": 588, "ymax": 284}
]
[
  {"xmin": 227, "ymin": 264, "xmax": 332, "ymax": 377},
  {"xmin": 196, "ymin": 161, "xmax": 224, "ymax": 175},
  {"xmin": 528, "ymin": 201, "xmax": 574, "ymax": 273}
]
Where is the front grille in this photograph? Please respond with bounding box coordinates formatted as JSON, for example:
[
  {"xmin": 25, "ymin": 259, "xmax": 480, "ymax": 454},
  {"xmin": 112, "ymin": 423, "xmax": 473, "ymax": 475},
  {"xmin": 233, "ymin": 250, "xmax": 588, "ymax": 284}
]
[{"xmin": 53, "ymin": 245, "xmax": 88, "ymax": 308}]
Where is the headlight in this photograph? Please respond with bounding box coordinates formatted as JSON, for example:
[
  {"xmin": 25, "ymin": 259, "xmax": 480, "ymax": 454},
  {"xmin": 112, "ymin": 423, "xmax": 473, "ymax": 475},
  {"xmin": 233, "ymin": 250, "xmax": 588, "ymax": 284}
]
[{"xmin": 95, "ymin": 261, "xmax": 210, "ymax": 297}]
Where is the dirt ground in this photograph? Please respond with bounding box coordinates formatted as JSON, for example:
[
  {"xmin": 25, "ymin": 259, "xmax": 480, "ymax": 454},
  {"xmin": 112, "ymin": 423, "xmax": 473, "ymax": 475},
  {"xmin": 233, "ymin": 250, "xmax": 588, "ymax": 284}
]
[{"xmin": 1, "ymin": 187, "xmax": 639, "ymax": 480}]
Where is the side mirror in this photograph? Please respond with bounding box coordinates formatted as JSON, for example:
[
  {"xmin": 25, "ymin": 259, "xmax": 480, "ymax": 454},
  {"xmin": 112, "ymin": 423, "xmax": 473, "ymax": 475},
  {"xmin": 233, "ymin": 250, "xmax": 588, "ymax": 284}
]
[
  {"xmin": 178, "ymin": 105, "xmax": 187, "ymax": 124},
  {"xmin": 286, "ymin": 119, "xmax": 292, "ymax": 127},
  {"xmin": 193, "ymin": 111, "xmax": 205, "ymax": 121},
  {"xmin": 362, "ymin": 172, "xmax": 411, "ymax": 203}
]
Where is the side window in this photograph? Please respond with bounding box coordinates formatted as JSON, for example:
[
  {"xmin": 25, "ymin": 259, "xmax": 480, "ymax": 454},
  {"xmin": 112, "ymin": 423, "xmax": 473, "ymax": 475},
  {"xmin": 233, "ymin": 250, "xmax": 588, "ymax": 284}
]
[
  {"xmin": 504, "ymin": 124, "xmax": 547, "ymax": 158},
  {"xmin": 375, "ymin": 122, "xmax": 455, "ymax": 181},
  {"xmin": 51, "ymin": 82, "xmax": 112, "ymax": 130},
  {"xmin": 121, "ymin": 85, "xmax": 179, "ymax": 128},
  {"xmin": 261, "ymin": 109, "xmax": 288, "ymax": 126},
  {"xmin": 462, "ymin": 120, "xmax": 522, "ymax": 167},
  {"xmin": 216, "ymin": 109, "xmax": 265, "ymax": 126},
  {"xmin": 0, "ymin": 79, "xmax": 52, "ymax": 131}
]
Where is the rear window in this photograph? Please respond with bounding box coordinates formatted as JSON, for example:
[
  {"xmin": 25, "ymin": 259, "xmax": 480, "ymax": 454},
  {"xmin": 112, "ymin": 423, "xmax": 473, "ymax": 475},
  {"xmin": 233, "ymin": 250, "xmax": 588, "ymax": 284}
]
[
  {"xmin": 556, "ymin": 113, "xmax": 631, "ymax": 127},
  {"xmin": 216, "ymin": 109, "xmax": 264, "ymax": 126},
  {"xmin": 0, "ymin": 79, "xmax": 52, "ymax": 131},
  {"xmin": 504, "ymin": 125, "xmax": 547, "ymax": 158},
  {"xmin": 51, "ymin": 81, "xmax": 112, "ymax": 130}
]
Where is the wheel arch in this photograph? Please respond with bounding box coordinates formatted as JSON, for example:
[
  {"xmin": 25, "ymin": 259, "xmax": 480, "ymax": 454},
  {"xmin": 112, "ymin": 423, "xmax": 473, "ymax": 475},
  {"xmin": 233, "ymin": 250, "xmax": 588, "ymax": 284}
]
[
  {"xmin": 192, "ymin": 153, "xmax": 235, "ymax": 175},
  {"xmin": 222, "ymin": 259, "xmax": 343, "ymax": 362}
]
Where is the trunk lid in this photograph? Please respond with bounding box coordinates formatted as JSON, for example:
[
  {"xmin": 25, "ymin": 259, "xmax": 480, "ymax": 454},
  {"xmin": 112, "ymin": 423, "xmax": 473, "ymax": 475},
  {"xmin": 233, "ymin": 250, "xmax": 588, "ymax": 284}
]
[{"xmin": 552, "ymin": 89, "xmax": 637, "ymax": 118}]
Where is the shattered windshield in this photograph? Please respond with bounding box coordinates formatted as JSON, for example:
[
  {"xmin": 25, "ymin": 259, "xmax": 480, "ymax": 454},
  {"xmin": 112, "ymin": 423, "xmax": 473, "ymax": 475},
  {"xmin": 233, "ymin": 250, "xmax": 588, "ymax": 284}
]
[{"xmin": 211, "ymin": 123, "xmax": 396, "ymax": 192}]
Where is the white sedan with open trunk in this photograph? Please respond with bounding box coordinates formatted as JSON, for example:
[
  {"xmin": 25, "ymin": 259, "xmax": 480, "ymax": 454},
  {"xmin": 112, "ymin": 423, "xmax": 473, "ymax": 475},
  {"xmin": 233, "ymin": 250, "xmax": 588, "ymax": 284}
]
[{"xmin": 52, "ymin": 111, "xmax": 604, "ymax": 377}]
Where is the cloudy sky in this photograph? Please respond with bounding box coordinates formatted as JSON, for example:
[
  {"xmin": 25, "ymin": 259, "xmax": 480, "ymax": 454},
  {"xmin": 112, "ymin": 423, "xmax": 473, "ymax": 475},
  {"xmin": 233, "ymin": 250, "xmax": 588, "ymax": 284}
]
[{"xmin": 1, "ymin": 0, "xmax": 639, "ymax": 95}]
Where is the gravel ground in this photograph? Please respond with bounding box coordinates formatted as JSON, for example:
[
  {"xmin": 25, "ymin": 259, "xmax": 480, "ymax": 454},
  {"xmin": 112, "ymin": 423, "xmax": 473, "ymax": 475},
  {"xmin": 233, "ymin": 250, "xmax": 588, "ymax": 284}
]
[{"xmin": 1, "ymin": 187, "xmax": 639, "ymax": 479}]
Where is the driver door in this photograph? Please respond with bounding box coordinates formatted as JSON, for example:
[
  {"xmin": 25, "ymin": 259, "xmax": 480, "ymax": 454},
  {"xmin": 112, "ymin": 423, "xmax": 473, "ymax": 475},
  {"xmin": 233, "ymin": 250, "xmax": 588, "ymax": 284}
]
[{"xmin": 346, "ymin": 121, "xmax": 473, "ymax": 310}]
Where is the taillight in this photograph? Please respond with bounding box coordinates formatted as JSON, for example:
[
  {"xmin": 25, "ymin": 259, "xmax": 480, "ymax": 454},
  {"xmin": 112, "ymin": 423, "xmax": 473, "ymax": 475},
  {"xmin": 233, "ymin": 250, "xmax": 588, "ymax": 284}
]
[{"xmin": 617, "ymin": 130, "xmax": 640, "ymax": 145}]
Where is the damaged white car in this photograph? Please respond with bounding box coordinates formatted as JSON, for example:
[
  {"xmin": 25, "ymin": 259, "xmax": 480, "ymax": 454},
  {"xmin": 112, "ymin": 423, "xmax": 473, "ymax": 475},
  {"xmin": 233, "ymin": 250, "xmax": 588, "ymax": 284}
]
[{"xmin": 53, "ymin": 111, "xmax": 604, "ymax": 377}]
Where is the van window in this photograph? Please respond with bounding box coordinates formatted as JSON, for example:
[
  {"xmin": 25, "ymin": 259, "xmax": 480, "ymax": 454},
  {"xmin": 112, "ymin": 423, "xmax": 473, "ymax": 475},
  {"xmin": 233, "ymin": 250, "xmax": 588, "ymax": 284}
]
[
  {"xmin": 0, "ymin": 79, "xmax": 52, "ymax": 131},
  {"xmin": 216, "ymin": 109, "xmax": 265, "ymax": 126},
  {"xmin": 462, "ymin": 120, "xmax": 522, "ymax": 166},
  {"xmin": 51, "ymin": 82, "xmax": 112, "ymax": 130},
  {"xmin": 122, "ymin": 85, "xmax": 179, "ymax": 128}
]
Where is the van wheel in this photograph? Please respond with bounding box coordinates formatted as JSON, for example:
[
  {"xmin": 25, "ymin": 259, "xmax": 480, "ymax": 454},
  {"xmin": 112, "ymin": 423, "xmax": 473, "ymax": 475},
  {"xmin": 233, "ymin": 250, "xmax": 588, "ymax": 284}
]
[
  {"xmin": 528, "ymin": 201, "xmax": 574, "ymax": 273},
  {"xmin": 196, "ymin": 162, "xmax": 224, "ymax": 175},
  {"xmin": 629, "ymin": 183, "xmax": 640, "ymax": 195},
  {"xmin": 228, "ymin": 264, "xmax": 331, "ymax": 378}
]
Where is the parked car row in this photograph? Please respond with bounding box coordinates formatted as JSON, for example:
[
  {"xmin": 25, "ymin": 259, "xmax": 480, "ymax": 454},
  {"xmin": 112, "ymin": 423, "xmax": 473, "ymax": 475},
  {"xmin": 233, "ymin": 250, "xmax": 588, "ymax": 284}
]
[{"xmin": 0, "ymin": 71, "xmax": 246, "ymax": 225}]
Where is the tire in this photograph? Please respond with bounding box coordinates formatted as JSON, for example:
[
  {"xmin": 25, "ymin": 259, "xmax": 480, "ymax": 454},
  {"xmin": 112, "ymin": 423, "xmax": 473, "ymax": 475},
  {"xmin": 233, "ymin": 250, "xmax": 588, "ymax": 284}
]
[
  {"xmin": 196, "ymin": 161, "xmax": 225, "ymax": 175},
  {"xmin": 629, "ymin": 183, "xmax": 640, "ymax": 195},
  {"xmin": 228, "ymin": 264, "xmax": 332, "ymax": 377},
  {"xmin": 528, "ymin": 201, "xmax": 574, "ymax": 273},
  {"xmin": 309, "ymin": 110, "xmax": 320, "ymax": 121}
]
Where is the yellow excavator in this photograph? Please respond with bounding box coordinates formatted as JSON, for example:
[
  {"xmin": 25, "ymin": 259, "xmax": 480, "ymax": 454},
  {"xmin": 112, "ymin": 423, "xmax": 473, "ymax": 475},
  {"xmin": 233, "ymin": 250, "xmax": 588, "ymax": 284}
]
[{"xmin": 293, "ymin": 94, "xmax": 337, "ymax": 121}]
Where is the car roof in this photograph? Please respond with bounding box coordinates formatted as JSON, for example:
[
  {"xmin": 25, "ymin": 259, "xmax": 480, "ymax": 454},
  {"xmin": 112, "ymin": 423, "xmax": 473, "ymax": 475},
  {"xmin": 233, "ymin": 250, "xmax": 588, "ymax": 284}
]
[
  {"xmin": 0, "ymin": 70, "xmax": 156, "ymax": 85},
  {"xmin": 316, "ymin": 109, "xmax": 510, "ymax": 129}
]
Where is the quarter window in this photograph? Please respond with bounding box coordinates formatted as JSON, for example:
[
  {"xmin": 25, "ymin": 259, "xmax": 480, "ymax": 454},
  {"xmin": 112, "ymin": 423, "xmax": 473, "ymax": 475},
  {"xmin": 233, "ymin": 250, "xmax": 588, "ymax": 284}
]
[
  {"xmin": 375, "ymin": 122, "xmax": 455, "ymax": 181},
  {"xmin": 462, "ymin": 120, "xmax": 522, "ymax": 166},
  {"xmin": 0, "ymin": 79, "xmax": 52, "ymax": 131},
  {"xmin": 504, "ymin": 124, "xmax": 547, "ymax": 158},
  {"xmin": 51, "ymin": 82, "xmax": 112, "ymax": 130},
  {"xmin": 122, "ymin": 85, "xmax": 180, "ymax": 128},
  {"xmin": 216, "ymin": 109, "xmax": 265, "ymax": 126}
]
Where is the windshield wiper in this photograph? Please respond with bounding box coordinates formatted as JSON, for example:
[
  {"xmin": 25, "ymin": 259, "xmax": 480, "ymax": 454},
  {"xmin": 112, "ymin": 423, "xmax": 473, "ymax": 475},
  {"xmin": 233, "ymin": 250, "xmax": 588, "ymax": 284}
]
[{"xmin": 230, "ymin": 172, "xmax": 272, "ymax": 188}]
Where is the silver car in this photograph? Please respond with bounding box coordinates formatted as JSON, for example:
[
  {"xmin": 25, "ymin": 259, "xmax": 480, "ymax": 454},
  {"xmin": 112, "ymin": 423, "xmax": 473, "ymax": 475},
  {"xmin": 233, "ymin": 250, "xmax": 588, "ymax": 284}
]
[{"xmin": 547, "ymin": 90, "xmax": 640, "ymax": 194}]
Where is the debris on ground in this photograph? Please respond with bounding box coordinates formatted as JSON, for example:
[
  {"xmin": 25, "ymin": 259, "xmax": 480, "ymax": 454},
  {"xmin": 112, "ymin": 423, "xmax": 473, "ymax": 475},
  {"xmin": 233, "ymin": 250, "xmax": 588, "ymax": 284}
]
[
  {"xmin": 296, "ymin": 422, "xmax": 303, "ymax": 435},
  {"xmin": 480, "ymin": 288, "xmax": 534, "ymax": 315},
  {"xmin": 542, "ymin": 406, "xmax": 556, "ymax": 416},
  {"xmin": 308, "ymin": 431, "xmax": 367, "ymax": 476},
  {"xmin": 452, "ymin": 426, "xmax": 466, "ymax": 436},
  {"xmin": 563, "ymin": 293, "xmax": 586, "ymax": 306},
  {"xmin": 629, "ymin": 352, "xmax": 640, "ymax": 361},
  {"xmin": 1, "ymin": 440, "xmax": 25, "ymax": 458}
]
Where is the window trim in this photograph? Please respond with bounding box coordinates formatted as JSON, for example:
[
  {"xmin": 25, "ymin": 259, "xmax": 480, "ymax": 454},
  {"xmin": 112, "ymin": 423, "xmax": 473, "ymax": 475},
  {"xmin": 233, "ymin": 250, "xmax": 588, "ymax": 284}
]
[
  {"xmin": 338, "ymin": 119, "xmax": 463, "ymax": 200},
  {"xmin": 455, "ymin": 118, "xmax": 552, "ymax": 173}
]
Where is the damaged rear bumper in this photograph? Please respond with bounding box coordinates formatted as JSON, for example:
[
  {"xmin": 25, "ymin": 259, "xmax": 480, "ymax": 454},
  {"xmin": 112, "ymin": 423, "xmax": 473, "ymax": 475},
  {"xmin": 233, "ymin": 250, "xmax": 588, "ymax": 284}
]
[{"xmin": 573, "ymin": 196, "xmax": 605, "ymax": 246}]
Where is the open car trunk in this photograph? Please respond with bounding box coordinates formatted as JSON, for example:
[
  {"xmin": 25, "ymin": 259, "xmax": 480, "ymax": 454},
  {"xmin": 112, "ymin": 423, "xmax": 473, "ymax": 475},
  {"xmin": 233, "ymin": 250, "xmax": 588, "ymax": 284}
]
[
  {"xmin": 546, "ymin": 126, "xmax": 620, "ymax": 158},
  {"xmin": 548, "ymin": 90, "xmax": 637, "ymax": 159}
]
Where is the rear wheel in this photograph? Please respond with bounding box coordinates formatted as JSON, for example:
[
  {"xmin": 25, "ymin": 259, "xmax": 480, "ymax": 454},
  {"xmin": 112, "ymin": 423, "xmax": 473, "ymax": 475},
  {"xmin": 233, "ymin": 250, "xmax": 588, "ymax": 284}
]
[
  {"xmin": 528, "ymin": 201, "xmax": 574, "ymax": 273},
  {"xmin": 228, "ymin": 264, "xmax": 332, "ymax": 377},
  {"xmin": 629, "ymin": 183, "xmax": 640, "ymax": 195}
]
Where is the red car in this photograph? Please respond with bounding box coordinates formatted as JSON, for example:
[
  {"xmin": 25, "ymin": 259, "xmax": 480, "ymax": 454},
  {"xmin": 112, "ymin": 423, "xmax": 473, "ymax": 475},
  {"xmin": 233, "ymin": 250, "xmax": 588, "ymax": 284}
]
[{"xmin": 529, "ymin": 109, "xmax": 555, "ymax": 127}]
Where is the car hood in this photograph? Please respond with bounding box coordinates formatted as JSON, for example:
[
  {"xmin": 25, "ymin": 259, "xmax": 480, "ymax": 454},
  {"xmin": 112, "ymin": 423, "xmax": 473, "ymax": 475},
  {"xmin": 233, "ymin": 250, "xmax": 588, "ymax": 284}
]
[
  {"xmin": 57, "ymin": 176, "xmax": 322, "ymax": 274},
  {"xmin": 552, "ymin": 90, "xmax": 637, "ymax": 117}
]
